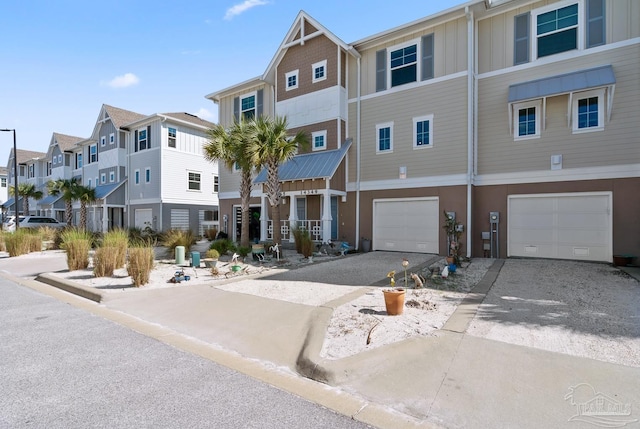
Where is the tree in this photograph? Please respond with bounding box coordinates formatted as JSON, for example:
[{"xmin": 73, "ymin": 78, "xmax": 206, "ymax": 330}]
[
  {"xmin": 10, "ymin": 183, "xmax": 43, "ymax": 216},
  {"xmin": 76, "ymin": 185, "xmax": 97, "ymax": 230},
  {"xmin": 47, "ymin": 178, "xmax": 79, "ymax": 226},
  {"xmin": 204, "ymin": 120, "xmax": 255, "ymax": 248},
  {"xmin": 247, "ymin": 115, "xmax": 308, "ymax": 245}
]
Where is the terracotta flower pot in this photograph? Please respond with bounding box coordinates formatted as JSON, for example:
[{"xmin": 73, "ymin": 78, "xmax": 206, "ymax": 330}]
[{"xmin": 383, "ymin": 289, "xmax": 406, "ymax": 316}]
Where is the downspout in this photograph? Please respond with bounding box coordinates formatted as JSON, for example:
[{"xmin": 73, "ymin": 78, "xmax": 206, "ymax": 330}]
[
  {"xmin": 355, "ymin": 56, "xmax": 361, "ymax": 250},
  {"xmin": 466, "ymin": 6, "xmax": 474, "ymax": 258}
]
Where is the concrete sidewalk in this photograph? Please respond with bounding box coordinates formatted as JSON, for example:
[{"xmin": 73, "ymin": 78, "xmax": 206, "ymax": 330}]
[{"xmin": 2, "ymin": 251, "xmax": 639, "ymax": 428}]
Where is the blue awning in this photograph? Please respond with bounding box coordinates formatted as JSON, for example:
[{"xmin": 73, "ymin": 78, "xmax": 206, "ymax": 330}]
[
  {"xmin": 38, "ymin": 194, "xmax": 62, "ymax": 206},
  {"xmin": 508, "ymin": 65, "xmax": 615, "ymax": 103},
  {"xmin": 2, "ymin": 198, "xmax": 15, "ymax": 208},
  {"xmin": 254, "ymin": 139, "xmax": 351, "ymax": 184}
]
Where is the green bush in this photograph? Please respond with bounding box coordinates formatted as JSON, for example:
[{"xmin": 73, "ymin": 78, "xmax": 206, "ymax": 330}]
[
  {"xmin": 293, "ymin": 227, "xmax": 314, "ymax": 257},
  {"xmin": 161, "ymin": 229, "xmax": 197, "ymax": 254},
  {"xmin": 205, "ymin": 249, "xmax": 220, "ymax": 259},
  {"xmin": 209, "ymin": 239, "xmax": 236, "ymax": 256},
  {"xmin": 237, "ymin": 246, "xmax": 251, "ymax": 258},
  {"xmin": 127, "ymin": 246, "xmax": 155, "ymax": 287},
  {"xmin": 128, "ymin": 226, "xmax": 160, "ymax": 247}
]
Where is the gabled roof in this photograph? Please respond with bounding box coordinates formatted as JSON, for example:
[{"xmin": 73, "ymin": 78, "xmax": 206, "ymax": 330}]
[
  {"xmin": 103, "ymin": 104, "xmax": 147, "ymax": 129},
  {"xmin": 95, "ymin": 179, "xmax": 126, "ymax": 199},
  {"xmin": 13, "ymin": 149, "xmax": 47, "ymax": 164},
  {"xmin": 161, "ymin": 112, "xmax": 215, "ymax": 129},
  {"xmin": 53, "ymin": 133, "xmax": 85, "ymax": 152},
  {"xmin": 254, "ymin": 139, "xmax": 351, "ymax": 184}
]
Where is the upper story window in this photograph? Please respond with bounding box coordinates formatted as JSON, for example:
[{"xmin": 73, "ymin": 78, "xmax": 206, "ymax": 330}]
[
  {"xmin": 28, "ymin": 164, "xmax": 35, "ymax": 178},
  {"xmin": 168, "ymin": 127, "xmax": 176, "ymax": 148},
  {"xmin": 101, "ymin": 136, "xmax": 106, "ymax": 147},
  {"xmin": 52, "ymin": 156, "xmax": 57, "ymax": 165},
  {"xmin": 376, "ymin": 34, "xmax": 433, "ymax": 92},
  {"xmin": 109, "ymin": 171, "xmax": 115, "ymax": 183},
  {"xmin": 213, "ymin": 175, "xmax": 219, "ymax": 193},
  {"xmin": 58, "ymin": 154, "xmax": 62, "ymax": 164},
  {"xmin": 513, "ymin": 100, "xmax": 542, "ymax": 140},
  {"xmin": 413, "ymin": 115, "xmax": 434, "ymax": 149},
  {"xmin": 312, "ymin": 60, "xmax": 326, "ymax": 83},
  {"xmin": 285, "ymin": 70, "xmax": 299, "ymax": 91},
  {"xmin": 137, "ymin": 129, "xmax": 148, "ymax": 151},
  {"xmin": 76, "ymin": 153, "xmax": 82, "ymax": 169},
  {"xmin": 536, "ymin": 3, "xmax": 578, "ymax": 58},
  {"xmin": 46, "ymin": 162, "xmax": 52, "ymax": 176},
  {"xmin": 312, "ymin": 130, "xmax": 327, "ymax": 152},
  {"xmin": 88, "ymin": 178, "xmax": 92, "ymax": 187},
  {"xmin": 390, "ymin": 43, "xmax": 417, "ymax": 87},
  {"xmin": 1, "ymin": 177, "xmax": 6, "ymax": 188},
  {"xmin": 100, "ymin": 173, "xmax": 106, "ymax": 184},
  {"xmin": 188, "ymin": 171, "xmax": 201, "ymax": 191},
  {"xmin": 109, "ymin": 133, "xmax": 115, "ymax": 145},
  {"xmin": 376, "ymin": 122, "xmax": 393, "ymax": 153},
  {"xmin": 241, "ymin": 94, "xmax": 256, "ymax": 120},
  {"xmin": 89, "ymin": 144, "xmax": 98, "ymax": 163},
  {"xmin": 145, "ymin": 168, "xmax": 151, "ymax": 183},
  {"xmin": 572, "ymin": 88, "xmax": 604, "ymax": 133},
  {"xmin": 134, "ymin": 170, "xmax": 140, "ymax": 185}
]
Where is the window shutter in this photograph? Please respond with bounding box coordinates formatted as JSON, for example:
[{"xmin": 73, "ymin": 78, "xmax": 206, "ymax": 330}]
[
  {"xmin": 421, "ymin": 33, "xmax": 434, "ymax": 81},
  {"xmin": 587, "ymin": 0, "xmax": 605, "ymax": 48},
  {"xmin": 257, "ymin": 89, "xmax": 263, "ymax": 118},
  {"xmin": 147, "ymin": 125, "xmax": 151, "ymax": 149},
  {"xmin": 514, "ymin": 12, "xmax": 530, "ymax": 65},
  {"xmin": 134, "ymin": 130, "xmax": 138, "ymax": 152},
  {"xmin": 233, "ymin": 96, "xmax": 239, "ymax": 121},
  {"xmin": 375, "ymin": 49, "xmax": 387, "ymax": 92}
]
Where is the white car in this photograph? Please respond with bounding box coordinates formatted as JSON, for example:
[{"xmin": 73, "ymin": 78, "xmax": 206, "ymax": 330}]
[{"xmin": 12, "ymin": 216, "xmax": 66, "ymax": 231}]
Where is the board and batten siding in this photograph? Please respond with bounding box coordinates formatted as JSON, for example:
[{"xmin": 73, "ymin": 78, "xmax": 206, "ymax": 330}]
[
  {"xmin": 347, "ymin": 75, "xmax": 468, "ymax": 184},
  {"xmin": 477, "ymin": 0, "xmax": 640, "ymax": 74},
  {"xmin": 216, "ymin": 83, "xmax": 274, "ymax": 127},
  {"xmin": 348, "ymin": 16, "xmax": 467, "ymax": 99},
  {"xmin": 477, "ymin": 43, "xmax": 640, "ymax": 175},
  {"xmin": 129, "ymin": 148, "xmax": 161, "ymax": 200}
]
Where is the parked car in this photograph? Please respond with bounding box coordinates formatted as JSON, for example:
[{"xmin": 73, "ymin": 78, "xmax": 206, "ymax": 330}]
[
  {"xmin": 3, "ymin": 216, "xmax": 22, "ymax": 232},
  {"xmin": 16, "ymin": 216, "xmax": 65, "ymax": 230}
]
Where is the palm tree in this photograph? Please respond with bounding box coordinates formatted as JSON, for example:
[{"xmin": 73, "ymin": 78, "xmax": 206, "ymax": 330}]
[
  {"xmin": 247, "ymin": 115, "xmax": 308, "ymax": 245},
  {"xmin": 47, "ymin": 178, "xmax": 79, "ymax": 226},
  {"xmin": 204, "ymin": 119, "xmax": 255, "ymax": 248},
  {"xmin": 76, "ymin": 185, "xmax": 97, "ymax": 230},
  {"xmin": 10, "ymin": 183, "xmax": 43, "ymax": 216}
]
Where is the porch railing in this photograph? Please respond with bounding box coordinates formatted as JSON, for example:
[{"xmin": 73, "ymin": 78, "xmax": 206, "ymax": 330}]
[{"xmin": 266, "ymin": 220, "xmax": 323, "ymax": 242}]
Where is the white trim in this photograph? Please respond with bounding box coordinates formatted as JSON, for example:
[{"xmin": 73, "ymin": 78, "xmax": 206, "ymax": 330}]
[
  {"xmin": 475, "ymin": 164, "xmax": 640, "ymax": 186},
  {"xmin": 350, "ymin": 71, "xmax": 466, "ymax": 103},
  {"xmin": 531, "ymin": 0, "xmax": 583, "ymax": 61},
  {"xmin": 109, "ymin": 171, "xmax": 115, "ymax": 183},
  {"xmin": 100, "ymin": 173, "xmax": 106, "ymax": 184},
  {"xmin": 375, "ymin": 122, "xmax": 394, "ymax": 154},
  {"xmin": 213, "ymin": 174, "xmax": 219, "ymax": 193},
  {"xmin": 100, "ymin": 136, "xmax": 106, "ymax": 147},
  {"xmin": 240, "ymin": 91, "xmax": 257, "ymax": 120},
  {"xmin": 145, "ymin": 167, "xmax": 151, "ymax": 183},
  {"xmin": 187, "ymin": 170, "xmax": 202, "ymax": 192},
  {"xmin": 347, "ymin": 173, "xmax": 467, "ymax": 192},
  {"xmin": 387, "ymin": 38, "xmax": 420, "ymax": 90},
  {"xmin": 413, "ymin": 114, "xmax": 434, "ymax": 149},
  {"xmin": 285, "ymin": 69, "xmax": 299, "ymax": 91},
  {"xmin": 109, "ymin": 133, "xmax": 115, "ymax": 145},
  {"xmin": 571, "ymin": 88, "xmax": 605, "ymax": 133},
  {"xmin": 311, "ymin": 130, "xmax": 327, "ymax": 151},
  {"xmin": 134, "ymin": 169, "xmax": 140, "ymax": 185},
  {"xmin": 513, "ymin": 100, "xmax": 542, "ymax": 140},
  {"xmin": 312, "ymin": 60, "xmax": 327, "ymax": 83}
]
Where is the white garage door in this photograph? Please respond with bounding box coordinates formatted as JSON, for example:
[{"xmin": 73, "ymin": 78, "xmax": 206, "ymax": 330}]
[
  {"xmin": 134, "ymin": 209, "xmax": 152, "ymax": 229},
  {"xmin": 372, "ymin": 198, "xmax": 439, "ymax": 253},
  {"xmin": 508, "ymin": 193, "xmax": 612, "ymax": 262}
]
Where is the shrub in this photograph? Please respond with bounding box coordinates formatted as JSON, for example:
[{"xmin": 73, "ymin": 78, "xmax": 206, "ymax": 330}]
[
  {"xmin": 93, "ymin": 246, "xmax": 118, "ymax": 277},
  {"xmin": 5, "ymin": 230, "xmax": 31, "ymax": 257},
  {"xmin": 128, "ymin": 226, "xmax": 160, "ymax": 247},
  {"xmin": 39, "ymin": 226, "xmax": 58, "ymax": 244},
  {"xmin": 26, "ymin": 233, "xmax": 42, "ymax": 253},
  {"xmin": 127, "ymin": 246, "xmax": 155, "ymax": 287},
  {"xmin": 0, "ymin": 230, "xmax": 6, "ymax": 252},
  {"xmin": 209, "ymin": 239, "xmax": 236, "ymax": 256},
  {"xmin": 292, "ymin": 228, "xmax": 304, "ymax": 254},
  {"xmin": 237, "ymin": 246, "xmax": 251, "ymax": 258},
  {"xmin": 102, "ymin": 229, "xmax": 128, "ymax": 268},
  {"xmin": 293, "ymin": 227, "xmax": 314, "ymax": 257},
  {"xmin": 204, "ymin": 228, "xmax": 218, "ymax": 241},
  {"xmin": 205, "ymin": 249, "xmax": 220, "ymax": 259},
  {"xmin": 161, "ymin": 229, "xmax": 197, "ymax": 254},
  {"xmin": 61, "ymin": 228, "xmax": 92, "ymax": 270}
]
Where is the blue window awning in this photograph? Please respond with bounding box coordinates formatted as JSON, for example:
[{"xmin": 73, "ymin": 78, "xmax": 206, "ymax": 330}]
[
  {"xmin": 508, "ymin": 65, "xmax": 615, "ymax": 103},
  {"xmin": 38, "ymin": 194, "xmax": 62, "ymax": 206}
]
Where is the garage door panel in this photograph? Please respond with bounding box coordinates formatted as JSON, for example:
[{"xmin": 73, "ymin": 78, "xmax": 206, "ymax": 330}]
[{"xmin": 373, "ymin": 199, "xmax": 439, "ymax": 253}]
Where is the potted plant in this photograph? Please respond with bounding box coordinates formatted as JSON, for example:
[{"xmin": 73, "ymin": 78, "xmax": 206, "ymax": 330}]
[
  {"xmin": 442, "ymin": 211, "xmax": 464, "ymax": 266},
  {"xmin": 202, "ymin": 248, "xmax": 220, "ymax": 268},
  {"xmin": 382, "ymin": 269, "xmax": 406, "ymax": 316}
]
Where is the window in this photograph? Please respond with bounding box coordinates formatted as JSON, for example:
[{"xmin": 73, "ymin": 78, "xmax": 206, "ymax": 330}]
[
  {"xmin": 285, "ymin": 70, "xmax": 299, "ymax": 90},
  {"xmin": 88, "ymin": 178, "xmax": 92, "ymax": 187},
  {"xmin": 513, "ymin": 100, "xmax": 541, "ymax": 140},
  {"xmin": 109, "ymin": 171, "xmax": 115, "ymax": 183},
  {"xmin": 76, "ymin": 153, "xmax": 82, "ymax": 169},
  {"xmin": 213, "ymin": 175, "xmax": 219, "ymax": 193},
  {"xmin": 101, "ymin": 136, "xmax": 106, "ymax": 147},
  {"xmin": 204, "ymin": 210, "xmax": 219, "ymax": 221},
  {"xmin": 572, "ymin": 89, "xmax": 604, "ymax": 132},
  {"xmin": 89, "ymin": 144, "xmax": 97, "ymax": 163},
  {"xmin": 53, "ymin": 156, "xmax": 57, "ymax": 165},
  {"xmin": 413, "ymin": 115, "xmax": 434, "ymax": 149},
  {"xmin": 47, "ymin": 162, "xmax": 51, "ymax": 176},
  {"xmin": 390, "ymin": 42, "xmax": 417, "ymax": 87},
  {"xmin": 534, "ymin": 3, "xmax": 578, "ymax": 58},
  {"xmin": 138, "ymin": 129, "xmax": 147, "ymax": 151},
  {"xmin": 1, "ymin": 177, "xmax": 6, "ymax": 187},
  {"xmin": 241, "ymin": 94, "xmax": 256, "ymax": 120},
  {"xmin": 145, "ymin": 168, "xmax": 150, "ymax": 183},
  {"xmin": 135, "ymin": 170, "xmax": 140, "ymax": 185},
  {"xmin": 58, "ymin": 154, "xmax": 62, "ymax": 164},
  {"xmin": 312, "ymin": 60, "xmax": 327, "ymax": 83},
  {"xmin": 109, "ymin": 133, "xmax": 115, "ymax": 145},
  {"xmin": 100, "ymin": 173, "xmax": 106, "ymax": 184},
  {"xmin": 28, "ymin": 164, "xmax": 35, "ymax": 178},
  {"xmin": 376, "ymin": 122, "xmax": 393, "ymax": 153},
  {"xmin": 312, "ymin": 130, "xmax": 327, "ymax": 152},
  {"xmin": 168, "ymin": 127, "xmax": 176, "ymax": 148},
  {"xmin": 188, "ymin": 171, "xmax": 201, "ymax": 191}
]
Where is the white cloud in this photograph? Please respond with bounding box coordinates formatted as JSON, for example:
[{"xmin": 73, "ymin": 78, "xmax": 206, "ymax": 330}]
[
  {"xmin": 196, "ymin": 108, "xmax": 214, "ymax": 119},
  {"xmin": 102, "ymin": 73, "xmax": 140, "ymax": 88},
  {"xmin": 224, "ymin": 0, "xmax": 268, "ymax": 20}
]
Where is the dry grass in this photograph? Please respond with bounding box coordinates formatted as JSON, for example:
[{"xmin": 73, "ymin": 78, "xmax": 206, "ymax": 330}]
[
  {"xmin": 102, "ymin": 229, "xmax": 128, "ymax": 268},
  {"xmin": 93, "ymin": 246, "xmax": 119, "ymax": 277},
  {"xmin": 5, "ymin": 231, "xmax": 31, "ymax": 257},
  {"xmin": 127, "ymin": 246, "xmax": 154, "ymax": 287},
  {"xmin": 61, "ymin": 228, "xmax": 92, "ymax": 271}
]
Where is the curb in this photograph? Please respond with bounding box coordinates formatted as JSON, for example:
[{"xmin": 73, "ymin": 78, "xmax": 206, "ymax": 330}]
[{"xmin": 35, "ymin": 272, "xmax": 105, "ymax": 303}]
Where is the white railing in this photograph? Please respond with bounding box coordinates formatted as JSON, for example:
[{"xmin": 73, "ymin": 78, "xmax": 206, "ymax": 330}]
[{"xmin": 267, "ymin": 220, "xmax": 323, "ymax": 242}]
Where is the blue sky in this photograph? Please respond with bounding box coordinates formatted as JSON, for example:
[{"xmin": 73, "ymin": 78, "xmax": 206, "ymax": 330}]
[{"xmin": 0, "ymin": 0, "xmax": 465, "ymax": 166}]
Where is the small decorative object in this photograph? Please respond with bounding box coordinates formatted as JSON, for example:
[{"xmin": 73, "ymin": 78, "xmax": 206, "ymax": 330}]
[
  {"xmin": 402, "ymin": 258, "xmax": 409, "ymax": 287},
  {"xmin": 441, "ymin": 265, "xmax": 449, "ymax": 278},
  {"xmin": 383, "ymin": 269, "xmax": 405, "ymax": 315},
  {"xmin": 410, "ymin": 272, "xmax": 424, "ymax": 288},
  {"xmin": 442, "ymin": 211, "xmax": 464, "ymax": 266}
]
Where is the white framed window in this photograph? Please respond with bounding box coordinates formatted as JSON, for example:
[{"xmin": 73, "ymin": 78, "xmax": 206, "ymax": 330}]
[
  {"xmin": 52, "ymin": 156, "xmax": 57, "ymax": 165},
  {"xmin": 76, "ymin": 153, "xmax": 82, "ymax": 169},
  {"xmin": 389, "ymin": 39, "xmax": 418, "ymax": 88},
  {"xmin": 95, "ymin": 177, "xmax": 98, "ymax": 186},
  {"xmin": 88, "ymin": 178, "xmax": 92, "ymax": 187},
  {"xmin": 513, "ymin": 100, "xmax": 542, "ymax": 140},
  {"xmin": 168, "ymin": 127, "xmax": 176, "ymax": 148},
  {"xmin": 213, "ymin": 175, "xmax": 219, "ymax": 193},
  {"xmin": 312, "ymin": 130, "xmax": 327, "ymax": 152},
  {"xmin": 134, "ymin": 169, "xmax": 140, "ymax": 185},
  {"xmin": 58, "ymin": 154, "xmax": 62, "ymax": 164},
  {"xmin": 28, "ymin": 164, "xmax": 35, "ymax": 178},
  {"xmin": 100, "ymin": 173, "xmax": 106, "ymax": 184},
  {"xmin": 138, "ymin": 128, "xmax": 148, "ymax": 151},
  {"xmin": 101, "ymin": 136, "xmax": 106, "ymax": 147},
  {"xmin": 89, "ymin": 144, "xmax": 97, "ymax": 163},
  {"xmin": 188, "ymin": 171, "xmax": 201, "ymax": 191},
  {"xmin": 1, "ymin": 177, "xmax": 6, "ymax": 187},
  {"xmin": 312, "ymin": 60, "xmax": 327, "ymax": 83},
  {"xmin": 109, "ymin": 133, "xmax": 115, "ymax": 145},
  {"xmin": 109, "ymin": 171, "xmax": 115, "ymax": 183},
  {"xmin": 145, "ymin": 168, "xmax": 151, "ymax": 183},
  {"xmin": 285, "ymin": 70, "xmax": 299, "ymax": 91},
  {"xmin": 413, "ymin": 114, "xmax": 434, "ymax": 149},
  {"xmin": 240, "ymin": 92, "xmax": 256, "ymax": 120},
  {"xmin": 376, "ymin": 122, "xmax": 393, "ymax": 153},
  {"xmin": 532, "ymin": 2, "xmax": 581, "ymax": 59},
  {"xmin": 572, "ymin": 88, "xmax": 604, "ymax": 133}
]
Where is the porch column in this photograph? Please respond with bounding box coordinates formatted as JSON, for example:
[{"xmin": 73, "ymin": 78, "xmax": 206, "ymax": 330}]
[
  {"xmin": 322, "ymin": 190, "xmax": 332, "ymax": 244},
  {"xmin": 260, "ymin": 195, "xmax": 269, "ymax": 242},
  {"xmin": 288, "ymin": 195, "xmax": 297, "ymax": 243},
  {"xmin": 102, "ymin": 204, "xmax": 108, "ymax": 233}
]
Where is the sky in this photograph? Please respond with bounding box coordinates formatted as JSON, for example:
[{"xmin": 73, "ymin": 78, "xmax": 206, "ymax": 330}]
[{"xmin": 0, "ymin": 0, "xmax": 465, "ymax": 167}]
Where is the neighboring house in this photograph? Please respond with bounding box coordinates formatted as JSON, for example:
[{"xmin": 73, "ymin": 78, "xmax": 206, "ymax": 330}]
[
  {"xmin": 0, "ymin": 167, "xmax": 7, "ymax": 215},
  {"xmin": 3, "ymin": 148, "xmax": 47, "ymax": 216},
  {"xmin": 123, "ymin": 112, "xmax": 219, "ymax": 234},
  {"xmin": 206, "ymin": 0, "xmax": 640, "ymax": 262}
]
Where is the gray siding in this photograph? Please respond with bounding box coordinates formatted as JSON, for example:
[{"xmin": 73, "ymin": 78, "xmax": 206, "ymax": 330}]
[
  {"xmin": 97, "ymin": 121, "xmax": 118, "ymax": 153},
  {"xmin": 161, "ymin": 203, "xmax": 218, "ymax": 233},
  {"xmin": 129, "ymin": 151, "xmax": 161, "ymax": 199},
  {"xmin": 98, "ymin": 166, "xmax": 119, "ymax": 184}
]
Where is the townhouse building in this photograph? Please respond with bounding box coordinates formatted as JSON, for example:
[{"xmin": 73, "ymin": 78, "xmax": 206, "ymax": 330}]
[
  {"xmin": 206, "ymin": 0, "xmax": 640, "ymax": 262},
  {"xmin": 3, "ymin": 149, "xmax": 46, "ymax": 216},
  {"xmin": 0, "ymin": 167, "xmax": 8, "ymax": 211}
]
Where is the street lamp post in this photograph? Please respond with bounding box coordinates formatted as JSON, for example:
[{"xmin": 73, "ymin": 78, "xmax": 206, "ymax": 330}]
[{"xmin": 0, "ymin": 129, "xmax": 18, "ymax": 230}]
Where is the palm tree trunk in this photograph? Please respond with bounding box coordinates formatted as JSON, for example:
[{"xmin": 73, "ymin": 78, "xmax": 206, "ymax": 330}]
[
  {"xmin": 266, "ymin": 160, "xmax": 282, "ymax": 244},
  {"xmin": 65, "ymin": 201, "xmax": 73, "ymax": 226},
  {"xmin": 270, "ymin": 201, "xmax": 281, "ymax": 245},
  {"xmin": 239, "ymin": 170, "xmax": 252, "ymax": 248},
  {"xmin": 23, "ymin": 196, "xmax": 29, "ymax": 216},
  {"xmin": 80, "ymin": 202, "xmax": 87, "ymax": 230}
]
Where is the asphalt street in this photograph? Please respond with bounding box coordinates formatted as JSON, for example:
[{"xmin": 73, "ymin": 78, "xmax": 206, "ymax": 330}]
[{"xmin": 0, "ymin": 277, "xmax": 372, "ymax": 429}]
